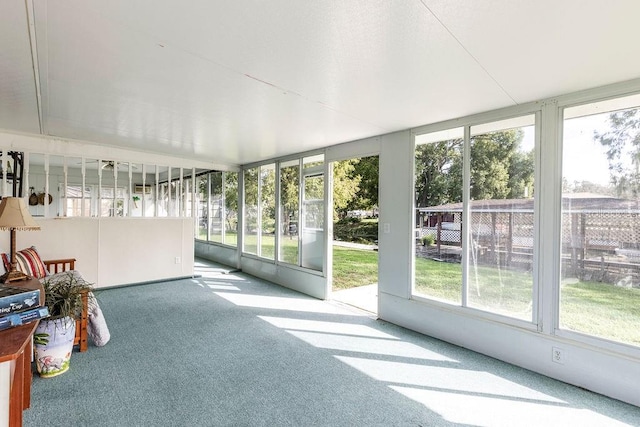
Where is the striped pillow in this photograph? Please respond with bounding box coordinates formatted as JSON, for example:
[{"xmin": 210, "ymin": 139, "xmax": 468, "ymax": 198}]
[{"xmin": 1, "ymin": 246, "xmax": 48, "ymax": 279}]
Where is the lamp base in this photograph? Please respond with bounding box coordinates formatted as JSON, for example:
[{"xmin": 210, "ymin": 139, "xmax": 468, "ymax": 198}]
[{"xmin": 1, "ymin": 269, "xmax": 28, "ymax": 283}]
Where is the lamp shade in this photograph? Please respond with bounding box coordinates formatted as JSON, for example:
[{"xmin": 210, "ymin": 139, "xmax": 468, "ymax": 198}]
[{"xmin": 0, "ymin": 197, "xmax": 41, "ymax": 231}]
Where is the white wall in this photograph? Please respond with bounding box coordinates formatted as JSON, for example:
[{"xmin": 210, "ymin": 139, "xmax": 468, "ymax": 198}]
[
  {"xmin": 195, "ymin": 240, "xmax": 238, "ymax": 269},
  {"xmin": 1, "ymin": 217, "xmax": 194, "ymax": 288},
  {"xmin": 241, "ymin": 255, "xmax": 327, "ymax": 300}
]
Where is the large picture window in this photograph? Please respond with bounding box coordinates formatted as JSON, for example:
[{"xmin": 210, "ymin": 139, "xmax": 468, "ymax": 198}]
[
  {"xmin": 561, "ymin": 96, "xmax": 640, "ymax": 347},
  {"xmin": 242, "ymin": 155, "xmax": 325, "ymax": 271},
  {"xmin": 413, "ymin": 115, "xmax": 536, "ymax": 322},
  {"xmin": 468, "ymin": 117, "xmax": 535, "ymax": 320},
  {"xmin": 194, "ymin": 170, "xmax": 238, "ymax": 247}
]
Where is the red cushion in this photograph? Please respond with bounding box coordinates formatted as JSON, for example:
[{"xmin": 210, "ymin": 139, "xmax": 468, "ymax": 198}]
[{"xmin": 1, "ymin": 246, "xmax": 48, "ymax": 279}]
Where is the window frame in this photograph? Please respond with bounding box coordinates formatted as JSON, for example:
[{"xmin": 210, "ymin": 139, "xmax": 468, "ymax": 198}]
[{"xmin": 412, "ymin": 108, "xmax": 542, "ymax": 332}]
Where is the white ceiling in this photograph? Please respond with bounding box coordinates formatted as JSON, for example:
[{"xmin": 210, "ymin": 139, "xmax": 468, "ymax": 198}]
[{"xmin": 1, "ymin": 0, "xmax": 640, "ymax": 167}]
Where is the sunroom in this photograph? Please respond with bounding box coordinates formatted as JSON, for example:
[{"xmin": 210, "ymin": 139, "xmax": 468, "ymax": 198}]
[{"xmin": 1, "ymin": 0, "xmax": 639, "ymax": 413}]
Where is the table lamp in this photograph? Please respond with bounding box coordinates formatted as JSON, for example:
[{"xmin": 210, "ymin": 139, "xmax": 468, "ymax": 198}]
[{"xmin": 0, "ymin": 197, "xmax": 41, "ymax": 282}]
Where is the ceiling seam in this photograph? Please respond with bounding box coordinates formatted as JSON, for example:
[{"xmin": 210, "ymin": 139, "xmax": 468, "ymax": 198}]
[
  {"xmin": 24, "ymin": 0, "xmax": 44, "ymax": 134},
  {"xmin": 418, "ymin": 0, "xmax": 518, "ymax": 105}
]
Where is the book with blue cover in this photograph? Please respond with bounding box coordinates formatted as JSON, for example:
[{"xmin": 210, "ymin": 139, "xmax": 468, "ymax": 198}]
[
  {"xmin": 0, "ymin": 306, "xmax": 49, "ymax": 331},
  {"xmin": 0, "ymin": 285, "xmax": 41, "ymax": 316}
]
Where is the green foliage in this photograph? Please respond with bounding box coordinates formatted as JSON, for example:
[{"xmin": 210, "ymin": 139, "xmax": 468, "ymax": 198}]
[
  {"xmin": 333, "ymin": 219, "xmax": 378, "ymax": 244},
  {"xmin": 415, "ymin": 138, "xmax": 463, "ymax": 208},
  {"xmin": 41, "ymin": 272, "xmax": 94, "ymax": 320},
  {"xmin": 594, "ymin": 109, "xmax": 640, "ymax": 198},
  {"xmin": 243, "ymin": 167, "xmax": 259, "ymax": 208},
  {"xmin": 261, "ymin": 167, "xmax": 276, "ymax": 233},
  {"xmin": 470, "ymin": 129, "xmax": 526, "ymax": 200},
  {"xmin": 224, "ymin": 172, "xmax": 238, "ymax": 231},
  {"xmin": 338, "ymin": 216, "xmax": 361, "ymax": 224},
  {"xmin": 421, "ymin": 235, "xmax": 435, "ymax": 246},
  {"xmin": 345, "ymin": 156, "xmax": 379, "ymax": 213},
  {"xmin": 333, "ymin": 160, "xmax": 360, "ymax": 219},
  {"xmin": 280, "ymin": 164, "xmax": 300, "ymax": 236},
  {"xmin": 415, "ymin": 130, "xmax": 534, "ymax": 209}
]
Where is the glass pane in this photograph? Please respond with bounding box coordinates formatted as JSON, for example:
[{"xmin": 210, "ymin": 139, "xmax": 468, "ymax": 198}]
[
  {"xmin": 561, "ymin": 98, "xmax": 640, "ymax": 347},
  {"xmin": 414, "ymin": 127, "xmax": 464, "ymax": 304},
  {"xmin": 224, "ymin": 172, "xmax": 239, "ymax": 247},
  {"xmin": 196, "ymin": 174, "xmax": 208, "ymax": 240},
  {"xmin": 260, "ymin": 164, "xmax": 276, "ymax": 259},
  {"xmin": 244, "ymin": 167, "xmax": 259, "ymax": 254},
  {"xmin": 209, "ymin": 172, "xmax": 223, "ymax": 243},
  {"xmin": 468, "ymin": 116, "xmax": 535, "ymax": 320},
  {"xmin": 301, "ymin": 155, "xmax": 324, "ymax": 271},
  {"xmin": 64, "ymin": 183, "xmax": 91, "ymax": 217},
  {"xmin": 279, "ymin": 160, "xmax": 299, "ymax": 264}
]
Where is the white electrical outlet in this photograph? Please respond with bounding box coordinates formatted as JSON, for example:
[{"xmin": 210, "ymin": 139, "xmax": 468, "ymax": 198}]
[
  {"xmin": 175, "ymin": 256, "xmax": 181, "ymax": 264},
  {"xmin": 552, "ymin": 347, "xmax": 565, "ymax": 364},
  {"xmin": 383, "ymin": 223, "xmax": 390, "ymax": 234}
]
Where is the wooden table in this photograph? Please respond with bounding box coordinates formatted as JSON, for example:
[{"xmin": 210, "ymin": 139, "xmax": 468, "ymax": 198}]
[{"xmin": 0, "ymin": 277, "xmax": 44, "ymax": 427}]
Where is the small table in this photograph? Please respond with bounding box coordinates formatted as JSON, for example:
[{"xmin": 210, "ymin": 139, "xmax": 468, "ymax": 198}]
[{"xmin": 0, "ymin": 277, "xmax": 44, "ymax": 427}]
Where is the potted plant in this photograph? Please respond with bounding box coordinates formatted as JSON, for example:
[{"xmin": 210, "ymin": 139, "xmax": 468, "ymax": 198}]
[{"xmin": 33, "ymin": 271, "xmax": 93, "ymax": 378}]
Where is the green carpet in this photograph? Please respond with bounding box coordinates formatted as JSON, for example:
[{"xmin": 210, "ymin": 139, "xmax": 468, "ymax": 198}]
[{"xmin": 23, "ymin": 259, "xmax": 640, "ymax": 426}]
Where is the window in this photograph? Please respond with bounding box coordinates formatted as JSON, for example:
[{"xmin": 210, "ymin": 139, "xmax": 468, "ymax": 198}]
[
  {"xmin": 413, "ymin": 115, "xmax": 536, "ymax": 322},
  {"xmin": 223, "ymin": 172, "xmax": 238, "ymax": 247},
  {"xmin": 194, "ymin": 170, "xmax": 238, "ymax": 246},
  {"xmin": 414, "ymin": 127, "xmax": 464, "ymax": 304},
  {"xmin": 260, "ymin": 164, "xmax": 276, "ymax": 259},
  {"xmin": 242, "ymin": 155, "xmax": 324, "ymax": 271},
  {"xmin": 196, "ymin": 174, "xmax": 209, "ymax": 240},
  {"xmin": 243, "ymin": 167, "xmax": 259, "ymax": 255},
  {"xmin": 242, "ymin": 165, "xmax": 276, "ymax": 259},
  {"xmin": 210, "ymin": 172, "xmax": 223, "ymax": 243},
  {"xmin": 63, "ymin": 184, "xmax": 92, "ymax": 217},
  {"xmin": 561, "ymin": 95, "xmax": 640, "ymax": 347},
  {"xmin": 279, "ymin": 160, "xmax": 300, "ymax": 265},
  {"xmin": 468, "ymin": 116, "xmax": 535, "ymax": 320},
  {"xmin": 301, "ymin": 155, "xmax": 324, "ymax": 271},
  {"xmin": 99, "ymin": 186, "xmax": 127, "ymax": 217}
]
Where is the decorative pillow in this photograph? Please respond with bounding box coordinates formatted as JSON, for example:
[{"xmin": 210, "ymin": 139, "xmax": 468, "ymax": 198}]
[{"xmin": 1, "ymin": 246, "xmax": 48, "ymax": 279}]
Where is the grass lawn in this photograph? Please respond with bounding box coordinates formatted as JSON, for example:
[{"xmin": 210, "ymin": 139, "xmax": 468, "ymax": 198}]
[
  {"xmin": 332, "ymin": 246, "xmax": 378, "ymax": 290},
  {"xmin": 334, "ymin": 247, "xmax": 640, "ymax": 346},
  {"xmin": 560, "ymin": 281, "xmax": 640, "ymax": 346}
]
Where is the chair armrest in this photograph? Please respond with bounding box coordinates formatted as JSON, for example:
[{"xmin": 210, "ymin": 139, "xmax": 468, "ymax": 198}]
[{"xmin": 43, "ymin": 258, "xmax": 76, "ymax": 274}]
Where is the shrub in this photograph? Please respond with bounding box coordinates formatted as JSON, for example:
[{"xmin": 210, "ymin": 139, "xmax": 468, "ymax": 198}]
[{"xmin": 421, "ymin": 235, "xmax": 435, "ymax": 246}]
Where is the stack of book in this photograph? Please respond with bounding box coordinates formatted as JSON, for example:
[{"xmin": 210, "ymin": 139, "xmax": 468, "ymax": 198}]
[{"xmin": 0, "ymin": 284, "xmax": 49, "ymax": 331}]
